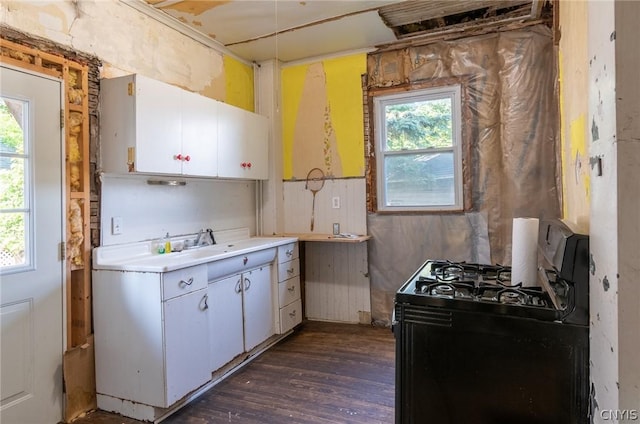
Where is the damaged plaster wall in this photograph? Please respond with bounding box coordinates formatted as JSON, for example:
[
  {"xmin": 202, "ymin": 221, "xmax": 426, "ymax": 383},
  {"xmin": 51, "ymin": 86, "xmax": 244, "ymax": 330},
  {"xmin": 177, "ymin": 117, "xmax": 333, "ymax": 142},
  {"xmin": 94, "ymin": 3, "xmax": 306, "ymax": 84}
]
[
  {"xmin": 1, "ymin": 0, "xmax": 227, "ymax": 100},
  {"xmin": 588, "ymin": 0, "xmax": 640, "ymax": 421},
  {"xmin": 366, "ymin": 27, "xmax": 561, "ymax": 325},
  {"xmin": 282, "ymin": 54, "xmax": 366, "ymax": 180},
  {"xmin": 588, "ymin": 1, "xmax": 620, "ymax": 417}
]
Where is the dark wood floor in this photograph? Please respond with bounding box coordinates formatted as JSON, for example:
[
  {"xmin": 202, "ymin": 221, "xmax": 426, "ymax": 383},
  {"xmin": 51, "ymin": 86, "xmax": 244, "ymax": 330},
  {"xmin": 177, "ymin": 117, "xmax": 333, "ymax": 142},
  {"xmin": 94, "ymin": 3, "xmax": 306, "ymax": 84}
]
[{"xmin": 73, "ymin": 320, "xmax": 395, "ymax": 423}]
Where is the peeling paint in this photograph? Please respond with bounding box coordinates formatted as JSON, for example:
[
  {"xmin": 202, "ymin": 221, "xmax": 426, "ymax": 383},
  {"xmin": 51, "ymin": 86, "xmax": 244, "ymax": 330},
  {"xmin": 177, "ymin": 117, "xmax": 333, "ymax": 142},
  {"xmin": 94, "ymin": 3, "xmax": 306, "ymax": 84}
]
[
  {"xmin": 603, "ymin": 275, "xmax": 610, "ymax": 291},
  {"xmin": 590, "ymin": 383, "xmax": 599, "ymax": 415},
  {"xmin": 157, "ymin": 0, "xmax": 229, "ymax": 17},
  {"xmin": 591, "ymin": 117, "xmax": 600, "ymax": 141},
  {"xmin": 590, "ymin": 253, "xmax": 596, "ymax": 275}
]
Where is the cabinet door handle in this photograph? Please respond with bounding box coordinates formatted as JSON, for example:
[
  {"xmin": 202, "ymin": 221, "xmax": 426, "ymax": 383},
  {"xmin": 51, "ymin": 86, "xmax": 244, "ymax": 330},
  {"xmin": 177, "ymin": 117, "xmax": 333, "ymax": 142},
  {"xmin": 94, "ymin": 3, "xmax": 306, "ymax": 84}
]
[
  {"xmin": 184, "ymin": 155, "xmax": 191, "ymax": 162},
  {"xmin": 287, "ymin": 285, "xmax": 295, "ymax": 292},
  {"xmin": 244, "ymin": 277, "xmax": 251, "ymax": 291},
  {"xmin": 285, "ymin": 249, "xmax": 293, "ymax": 257},
  {"xmin": 289, "ymin": 310, "xmax": 297, "ymax": 318},
  {"xmin": 241, "ymin": 162, "xmax": 247, "ymax": 169},
  {"xmin": 287, "ymin": 268, "xmax": 294, "ymax": 275},
  {"xmin": 175, "ymin": 153, "xmax": 182, "ymax": 161},
  {"xmin": 179, "ymin": 277, "xmax": 194, "ymax": 287},
  {"xmin": 201, "ymin": 294, "xmax": 209, "ymax": 311},
  {"xmin": 235, "ymin": 279, "xmax": 242, "ymax": 294},
  {"xmin": 247, "ymin": 162, "xmax": 252, "ymax": 169}
]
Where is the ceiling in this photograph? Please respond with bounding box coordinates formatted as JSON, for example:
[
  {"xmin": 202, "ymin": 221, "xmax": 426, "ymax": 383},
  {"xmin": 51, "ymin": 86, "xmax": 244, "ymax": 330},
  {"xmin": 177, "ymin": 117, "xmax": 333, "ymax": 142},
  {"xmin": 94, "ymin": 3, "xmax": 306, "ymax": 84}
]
[{"xmin": 138, "ymin": 0, "xmax": 548, "ymax": 63}]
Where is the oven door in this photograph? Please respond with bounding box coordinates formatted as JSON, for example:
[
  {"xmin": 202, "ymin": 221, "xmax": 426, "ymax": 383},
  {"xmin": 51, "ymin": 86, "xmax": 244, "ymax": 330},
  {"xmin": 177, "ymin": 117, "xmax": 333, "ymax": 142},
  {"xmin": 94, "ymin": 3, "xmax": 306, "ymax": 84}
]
[{"xmin": 395, "ymin": 303, "xmax": 589, "ymax": 424}]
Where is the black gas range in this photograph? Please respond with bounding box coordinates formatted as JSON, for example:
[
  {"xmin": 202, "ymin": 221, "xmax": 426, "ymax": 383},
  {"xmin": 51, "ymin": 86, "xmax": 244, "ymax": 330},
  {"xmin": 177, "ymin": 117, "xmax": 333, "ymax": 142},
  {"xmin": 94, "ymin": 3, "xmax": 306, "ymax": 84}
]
[{"xmin": 393, "ymin": 219, "xmax": 589, "ymax": 424}]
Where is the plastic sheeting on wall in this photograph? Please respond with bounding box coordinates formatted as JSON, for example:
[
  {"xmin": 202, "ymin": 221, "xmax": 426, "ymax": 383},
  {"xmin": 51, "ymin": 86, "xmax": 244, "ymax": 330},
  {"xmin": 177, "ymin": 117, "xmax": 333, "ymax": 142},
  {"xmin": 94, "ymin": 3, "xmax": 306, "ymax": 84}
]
[{"xmin": 367, "ymin": 26, "xmax": 561, "ymax": 325}]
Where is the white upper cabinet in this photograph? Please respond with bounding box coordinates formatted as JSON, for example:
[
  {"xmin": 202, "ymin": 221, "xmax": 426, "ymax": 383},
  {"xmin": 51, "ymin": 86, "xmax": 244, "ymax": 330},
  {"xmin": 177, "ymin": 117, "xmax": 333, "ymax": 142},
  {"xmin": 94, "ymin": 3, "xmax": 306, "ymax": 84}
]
[
  {"xmin": 181, "ymin": 90, "xmax": 218, "ymax": 177},
  {"xmin": 217, "ymin": 101, "xmax": 269, "ymax": 180},
  {"xmin": 100, "ymin": 74, "xmax": 268, "ymax": 179}
]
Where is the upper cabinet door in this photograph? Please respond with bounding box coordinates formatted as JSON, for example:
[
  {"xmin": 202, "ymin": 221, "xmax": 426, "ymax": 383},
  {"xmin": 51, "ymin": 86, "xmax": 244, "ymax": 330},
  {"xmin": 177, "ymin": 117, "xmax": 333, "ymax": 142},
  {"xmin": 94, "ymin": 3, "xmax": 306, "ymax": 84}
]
[
  {"xmin": 135, "ymin": 75, "xmax": 183, "ymax": 174},
  {"xmin": 245, "ymin": 113, "xmax": 269, "ymax": 180},
  {"xmin": 217, "ymin": 101, "xmax": 246, "ymax": 179},
  {"xmin": 217, "ymin": 102, "xmax": 269, "ymax": 180},
  {"xmin": 181, "ymin": 90, "xmax": 218, "ymax": 177}
]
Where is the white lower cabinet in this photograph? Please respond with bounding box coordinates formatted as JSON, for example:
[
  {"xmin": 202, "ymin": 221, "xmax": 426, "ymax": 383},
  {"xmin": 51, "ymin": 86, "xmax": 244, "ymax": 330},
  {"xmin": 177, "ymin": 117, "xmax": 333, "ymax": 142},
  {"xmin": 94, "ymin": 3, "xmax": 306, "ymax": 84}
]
[
  {"xmin": 208, "ymin": 274, "xmax": 244, "ymax": 371},
  {"xmin": 208, "ymin": 265, "xmax": 274, "ymax": 372},
  {"xmin": 92, "ymin": 239, "xmax": 296, "ymax": 421},
  {"xmin": 93, "ymin": 265, "xmax": 210, "ymax": 410},
  {"xmin": 164, "ymin": 289, "xmax": 211, "ymax": 405},
  {"xmin": 243, "ymin": 266, "xmax": 274, "ymax": 351}
]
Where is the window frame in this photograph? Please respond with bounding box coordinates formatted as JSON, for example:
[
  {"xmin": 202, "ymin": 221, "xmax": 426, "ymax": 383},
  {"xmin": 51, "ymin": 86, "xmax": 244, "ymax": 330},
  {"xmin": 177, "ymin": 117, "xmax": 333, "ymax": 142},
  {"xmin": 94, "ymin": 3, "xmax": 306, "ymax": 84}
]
[{"xmin": 373, "ymin": 84, "xmax": 463, "ymax": 212}]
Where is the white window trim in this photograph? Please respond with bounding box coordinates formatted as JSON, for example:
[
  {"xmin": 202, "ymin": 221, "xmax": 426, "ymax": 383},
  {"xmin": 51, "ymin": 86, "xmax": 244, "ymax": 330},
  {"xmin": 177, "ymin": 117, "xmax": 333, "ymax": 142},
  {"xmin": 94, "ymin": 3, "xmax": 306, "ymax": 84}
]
[{"xmin": 373, "ymin": 84, "xmax": 463, "ymax": 212}]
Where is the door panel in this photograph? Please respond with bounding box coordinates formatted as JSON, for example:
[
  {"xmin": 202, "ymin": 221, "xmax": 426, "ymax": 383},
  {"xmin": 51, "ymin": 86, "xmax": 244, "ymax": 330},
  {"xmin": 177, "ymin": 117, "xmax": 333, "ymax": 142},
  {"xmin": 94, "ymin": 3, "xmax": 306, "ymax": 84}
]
[{"xmin": 1, "ymin": 65, "xmax": 64, "ymax": 424}]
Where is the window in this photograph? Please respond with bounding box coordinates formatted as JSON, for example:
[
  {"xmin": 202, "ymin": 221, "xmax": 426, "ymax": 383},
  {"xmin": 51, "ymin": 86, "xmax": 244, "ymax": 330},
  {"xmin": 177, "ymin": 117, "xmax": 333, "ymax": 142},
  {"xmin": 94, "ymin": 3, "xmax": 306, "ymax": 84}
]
[
  {"xmin": 374, "ymin": 85, "xmax": 463, "ymax": 212},
  {"xmin": 0, "ymin": 97, "xmax": 32, "ymax": 272}
]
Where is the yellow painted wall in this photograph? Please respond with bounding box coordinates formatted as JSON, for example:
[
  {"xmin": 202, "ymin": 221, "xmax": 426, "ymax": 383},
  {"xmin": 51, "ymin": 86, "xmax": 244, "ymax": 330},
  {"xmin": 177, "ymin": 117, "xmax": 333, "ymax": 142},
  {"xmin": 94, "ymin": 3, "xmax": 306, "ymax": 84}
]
[
  {"xmin": 558, "ymin": 0, "xmax": 590, "ymax": 232},
  {"xmin": 223, "ymin": 55, "xmax": 255, "ymax": 111},
  {"xmin": 282, "ymin": 54, "xmax": 366, "ymax": 179}
]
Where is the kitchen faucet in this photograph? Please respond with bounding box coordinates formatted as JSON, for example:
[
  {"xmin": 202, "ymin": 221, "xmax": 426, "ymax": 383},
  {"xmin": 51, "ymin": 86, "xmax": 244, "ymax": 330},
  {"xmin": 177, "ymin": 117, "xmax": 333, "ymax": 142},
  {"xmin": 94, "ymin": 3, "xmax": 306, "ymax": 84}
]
[{"xmin": 194, "ymin": 228, "xmax": 216, "ymax": 246}]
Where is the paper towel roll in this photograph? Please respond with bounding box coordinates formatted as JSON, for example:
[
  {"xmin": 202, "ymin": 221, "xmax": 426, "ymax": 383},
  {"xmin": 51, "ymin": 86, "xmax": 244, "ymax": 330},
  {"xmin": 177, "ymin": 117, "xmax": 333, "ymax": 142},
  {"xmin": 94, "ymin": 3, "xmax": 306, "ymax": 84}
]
[{"xmin": 511, "ymin": 217, "xmax": 539, "ymax": 287}]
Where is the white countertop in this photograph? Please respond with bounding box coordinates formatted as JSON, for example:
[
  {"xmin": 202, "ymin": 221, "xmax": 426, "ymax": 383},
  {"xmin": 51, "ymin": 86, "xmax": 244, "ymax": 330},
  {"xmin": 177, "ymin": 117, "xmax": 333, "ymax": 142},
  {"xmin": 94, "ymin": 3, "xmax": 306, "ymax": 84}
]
[{"xmin": 93, "ymin": 231, "xmax": 298, "ymax": 273}]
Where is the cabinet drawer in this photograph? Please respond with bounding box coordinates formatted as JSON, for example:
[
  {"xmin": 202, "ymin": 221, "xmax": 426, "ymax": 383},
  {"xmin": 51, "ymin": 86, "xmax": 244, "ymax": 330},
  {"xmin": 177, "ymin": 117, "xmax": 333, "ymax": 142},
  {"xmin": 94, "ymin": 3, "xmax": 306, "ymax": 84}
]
[
  {"xmin": 277, "ymin": 242, "xmax": 298, "ymax": 264},
  {"xmin": 207, "ymin": 248, "xmax": 276, "ymax": 282},
  {"xmin": 280, "ymin": 299, "xmax": 302, "ymax": 333},
  {"xmin": 162, "ymin": 265, "xmax": 207, "ymax": 300},
  {"xmin": 278, "ymin": 258, "xmax": 299, "ymax": 282},
  {"xmin": 278, "ymin": 276, "xmax": 300, "ymax": 307}
]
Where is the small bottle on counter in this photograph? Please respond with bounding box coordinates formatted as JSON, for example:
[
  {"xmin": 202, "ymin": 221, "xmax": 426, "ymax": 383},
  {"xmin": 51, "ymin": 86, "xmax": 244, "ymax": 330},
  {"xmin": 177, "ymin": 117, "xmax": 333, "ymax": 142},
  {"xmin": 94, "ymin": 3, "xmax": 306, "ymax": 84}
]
[
  {"xmin": 154, "ymin": 239, "xmax": 165, "ymax": 254},
  {"xmin": 164, "ymin": 232, "xmax": 172, "ymax": 254}
]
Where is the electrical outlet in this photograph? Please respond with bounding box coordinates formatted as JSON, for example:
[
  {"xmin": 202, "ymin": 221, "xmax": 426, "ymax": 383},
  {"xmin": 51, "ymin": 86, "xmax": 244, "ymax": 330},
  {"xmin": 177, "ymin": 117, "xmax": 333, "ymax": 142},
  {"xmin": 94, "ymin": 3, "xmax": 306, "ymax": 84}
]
[
  {"xmin": 111, "ymin": 216, "xmax": 123, "ymax": 235},
  {"xmin": 332, "ymin": 197, "xmax": 340, "ymax": 209}
]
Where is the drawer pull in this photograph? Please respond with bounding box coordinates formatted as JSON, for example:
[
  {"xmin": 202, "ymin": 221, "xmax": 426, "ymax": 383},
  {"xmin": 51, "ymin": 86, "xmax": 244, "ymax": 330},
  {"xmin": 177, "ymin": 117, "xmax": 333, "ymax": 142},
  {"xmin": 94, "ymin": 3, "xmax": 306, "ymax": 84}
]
[
  {"xmin": 289, "ymin": 310, "xmax": 297, "ymax": 318},
  {"xmin": 287, "ymin": 268, "xmax": 294, "ymax": 275},
  {"xmin": 285, "ymin": 249, "xmax": 293, "ymax": 257},
  {"xmin": 201, "ymin": 294, "xmax": 209, "ymax": 311},
  {"xmin": 287, "ymin": 285, "xmax": 296, "ymax": 292},
  {"xmin": 243, "ymin": 256, "xmax": 248, "ymax": 265},
  {"xmin": 179, "ymin": 277, "xmax": 194, "ymax": 287}
]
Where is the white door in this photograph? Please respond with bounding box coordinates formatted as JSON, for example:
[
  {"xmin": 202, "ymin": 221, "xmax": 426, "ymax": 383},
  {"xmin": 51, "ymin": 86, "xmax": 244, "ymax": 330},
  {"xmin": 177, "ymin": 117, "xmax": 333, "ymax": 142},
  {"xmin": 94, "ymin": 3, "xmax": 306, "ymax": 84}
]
[{"xmin": 0, "ymin": 66, "xmax": 64, "ymax": 424}]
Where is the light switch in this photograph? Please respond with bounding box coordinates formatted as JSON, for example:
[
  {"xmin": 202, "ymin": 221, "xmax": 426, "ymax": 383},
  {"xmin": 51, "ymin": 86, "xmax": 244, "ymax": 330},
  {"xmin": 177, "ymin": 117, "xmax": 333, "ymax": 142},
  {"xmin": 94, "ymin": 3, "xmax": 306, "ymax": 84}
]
[{"xmin": 111, "ymin": 216, "xmax": 123, "ymax": 235}]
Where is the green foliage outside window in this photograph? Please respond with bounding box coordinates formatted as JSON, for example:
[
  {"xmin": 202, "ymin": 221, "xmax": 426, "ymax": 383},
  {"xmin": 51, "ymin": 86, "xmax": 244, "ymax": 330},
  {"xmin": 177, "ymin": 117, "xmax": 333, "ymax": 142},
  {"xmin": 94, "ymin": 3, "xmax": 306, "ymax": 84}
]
[
  {"xmin": 1, "ymin": 101, "xmax": 26, "ymax": 266},
  {"xmin": 384, "ymin": 99, "xmax": 453, "ymax": 189}
]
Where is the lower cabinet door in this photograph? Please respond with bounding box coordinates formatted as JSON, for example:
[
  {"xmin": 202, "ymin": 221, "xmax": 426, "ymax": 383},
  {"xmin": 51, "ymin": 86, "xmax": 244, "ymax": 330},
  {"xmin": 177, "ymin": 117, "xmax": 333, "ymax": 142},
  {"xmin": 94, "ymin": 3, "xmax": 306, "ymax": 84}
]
[
  {"xmin": 208, "ymin": 274, "xmax": 244, "ymax": 372},
  {"xmin": 243, "ymin": 265, "xmax": 274, "ymax": 351},
  {"xmin": 163, "ymin": 288, "xmax": 210, "ymax": 406}
]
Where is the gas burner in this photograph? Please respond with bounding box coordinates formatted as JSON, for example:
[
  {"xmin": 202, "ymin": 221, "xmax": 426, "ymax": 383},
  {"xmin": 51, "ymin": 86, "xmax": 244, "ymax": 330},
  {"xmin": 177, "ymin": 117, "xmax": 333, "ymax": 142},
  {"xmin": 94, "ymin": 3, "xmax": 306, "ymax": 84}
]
[
  {"xmin": 499, "ymin": 290, "xmax": 526, "ymax": 305},
  {"xmin": 434, "ymin": 284, "xmax": 455, "ymax": 296}
]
